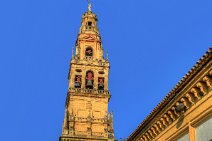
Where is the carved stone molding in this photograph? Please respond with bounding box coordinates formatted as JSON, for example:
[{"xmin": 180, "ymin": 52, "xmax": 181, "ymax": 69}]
[{"xmin": 135, "ymin": 70, "xmax": 212, "ymax": 141}]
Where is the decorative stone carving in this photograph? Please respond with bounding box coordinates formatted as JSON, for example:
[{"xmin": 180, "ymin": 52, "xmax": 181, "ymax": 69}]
[
  {"xmin": 167, "ymin": 110, "xmax": 176, "ymax": 121},
  {"xmin": 148, "ymin": 130, "xmax": 153, "ymax": 139},
  {"xmin": 160, "ymin": 117, "xmax": 168, "ymax": 127},
  {"xmin": 104, "ymin": 128, "xmax": 108, "ymax": 133},
  {"xmin": 87, "ymin": 127, "xmax": 92, "ymax": 136},
  {"xmin": 185, "ymin": 93, "xmax": 195, "ymax": 105},
  {"xmin": 139, "ymin": 137, "xmax": 145, "ymax": 141},
  {"xmin": 175, "ymin": 102, "xmax": 185, "ymax": 114},
  {"xmin": 108, "ymin": 132, "xmax": 114, "ymax": 139},
  {"xmin": 157, "ymin": 120, "xmax": 164, "ymax": 130},
  {"xmin": 151, "ymin": 127, "xmax": 157, "ymax": 136},
  {"xmin": 87, "ymin": 114, "xmax": 92, "ymax": 122},
  {"xmin": 153, "ymin": 123, "xmax": 160, "ymax": 133},
  {"xmin": 164, "ymin": 114, "xmax": 172, "ymax": 125},
  {"xmin": 203, "ymin": 75, "xmax": 212, "ymax": 89},
  {"xmin": 171, "ymin": 107, "xmax": 180, "ymax": 117},
  {"xmin": 191, "ymin": 87, "xmax": 202, "ymax": 100},
  {"xmin": 180, "ymin": 97, "xmax": 190, "ymax": 109},
  {"xmin": 143, "ymin": 135, "xmax": 147, "ymax": 141},
  {"xmin": 196, "ymin": 82, "xmax": 208, "ymax": 95},
  {"xmin": 145, "ymin": 132, "xmax": 151, "ymax": 140}
]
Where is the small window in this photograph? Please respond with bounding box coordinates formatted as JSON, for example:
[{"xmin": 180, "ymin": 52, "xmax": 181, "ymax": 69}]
[
  {"xmin": 87, "ymin": 21, "xmax": 92, "ymax": 26},
  {"xmin": 75, "ymin": 75, "xmax": 82, "ymax": 88},
  {"xmin": 75, "ymin": 69, "xmax": 82, "ymax": 72},
  {"xmin": 99, "ymin": 60, "xmax": 103, "ymax": 66},
  {"xmin": 98, "ymin": 71, "xmax": 104, "ymax": 74}
]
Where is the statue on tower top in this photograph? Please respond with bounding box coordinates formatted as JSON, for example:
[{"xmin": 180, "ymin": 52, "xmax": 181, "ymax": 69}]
[{"xmin": 87, "ymin": 0, "xmax": 92, "ymax": 12}]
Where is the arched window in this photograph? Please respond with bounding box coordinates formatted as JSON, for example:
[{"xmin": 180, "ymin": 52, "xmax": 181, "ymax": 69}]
[
  {"xmin": 86, "ymin": 71, "xmax": 94, "ymax": 89},
  {"xmin": 87, "ymin": 21, "xmax": 92, "ymax": 26},
  {"xmin": 98, "ymin": 77, "xmax": 104, "ymax": 90},
  {"xmin": 85, "ymin": 47, "xmax": 93, "ymax": 57},
  {"xmin": 86, "ymin": 21, "xmax": 93, "ymax": 30},
  {"xmin": 74, "ymin": 75, "xmax": 81, "ymax": 88}
]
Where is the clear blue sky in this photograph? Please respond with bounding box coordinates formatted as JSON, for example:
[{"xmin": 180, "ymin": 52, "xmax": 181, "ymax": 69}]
[{"xmin": 0, "ymin": 0, "xmax": 211, "ymax": 140}]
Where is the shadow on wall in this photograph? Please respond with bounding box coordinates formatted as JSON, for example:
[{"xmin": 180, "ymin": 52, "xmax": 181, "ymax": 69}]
[{"xmin": 176, "ymin": 114, "xmax": 184, "ymax": 129}]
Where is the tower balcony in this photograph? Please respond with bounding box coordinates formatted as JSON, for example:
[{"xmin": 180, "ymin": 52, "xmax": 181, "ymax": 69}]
[
  {"xmin": 81, "ymin": 26, "xmax": 99, "ymax": 34},
  {"xmin": 84, "ymin": 26, "xmax": 98, "ymax": 31},
  {"xmin": 69, "ymin": 88, "xmax": 110, "ymax": 96},
  {"xmin": 85, "ymin": 56, "xmax": 93, "ymax": 60},
  {"xmin": 68, "ymin": 116, "xmax": 111, "ymax": 124},
  {"xmin": 85, "ymin": 25, "xmax": 94, "ymax": 30}
]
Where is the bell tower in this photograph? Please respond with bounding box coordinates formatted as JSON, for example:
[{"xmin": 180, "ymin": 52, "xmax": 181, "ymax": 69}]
[{"xmin": 59, "ymin": 2, "xmax": 114, "ymax": 141}]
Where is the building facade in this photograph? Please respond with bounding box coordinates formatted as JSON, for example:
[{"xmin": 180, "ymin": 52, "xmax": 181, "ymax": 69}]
[
  {"xmin": 59, "ymin": 4, "xmax": 114, "ymax": 141},
  {"xmin": 127, "ymin": 48, "xmax": 212, "ymax": 141}
]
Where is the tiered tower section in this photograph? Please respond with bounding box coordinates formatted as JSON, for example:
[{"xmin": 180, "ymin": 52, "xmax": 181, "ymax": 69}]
[{"xmin": 59, "ymin": 5, "xmax": 114, "ymax": 141}]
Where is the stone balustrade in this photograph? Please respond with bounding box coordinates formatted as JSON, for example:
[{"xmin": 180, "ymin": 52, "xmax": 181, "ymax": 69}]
[
  {"xmin": 92, "ymin": 132, "xmax": 104, "ymax": 137},
  {"xmin": 69, "ymin": 88, "xmax": 110, "ymax": 95},
  {"xmin": 72, "ymin": 116, "xmax": 107, "ymax": 123}
]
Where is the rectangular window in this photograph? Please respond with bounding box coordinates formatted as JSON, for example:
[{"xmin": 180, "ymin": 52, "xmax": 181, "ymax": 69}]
[
  {"xmin": 177, "ymin": 133, "xmax": 189, "ymax": 141},
  {"xmin": 196, "ymin": 117, "xmax": 212, "ymax": 141}
]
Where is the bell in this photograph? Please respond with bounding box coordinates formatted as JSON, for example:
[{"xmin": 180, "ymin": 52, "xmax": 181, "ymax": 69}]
[{"xmin": 87, "ymin": 80, "xmax": 93, "ymax": 86}]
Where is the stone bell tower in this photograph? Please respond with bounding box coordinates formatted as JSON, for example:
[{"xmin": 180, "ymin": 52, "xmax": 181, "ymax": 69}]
[{"xmin": 59, "ymin": 3, "xmax": 115, "ymax": 141}]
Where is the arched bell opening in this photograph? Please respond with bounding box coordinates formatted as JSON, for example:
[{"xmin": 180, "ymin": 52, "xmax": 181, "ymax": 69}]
[
  {"xmin": 75, "ymin": 75, "xmax": 82, "ymax": 88},
  {"xmin": 85, "ymin": 47, "xmax": 93, "ymax": 59},
  {"xmin": 98, "ymin": 77, "xmax": 104, "ymax": 90},
  {"xmin": 86, "ymin": 71, "xmax": 94, "ymax": 89}
]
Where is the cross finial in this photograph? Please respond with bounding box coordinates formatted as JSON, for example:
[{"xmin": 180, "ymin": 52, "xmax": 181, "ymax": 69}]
[{"xmin": 87, "ymin": 0, "xmax": 92, "ymax": 12}]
